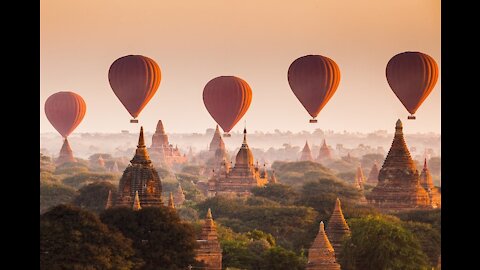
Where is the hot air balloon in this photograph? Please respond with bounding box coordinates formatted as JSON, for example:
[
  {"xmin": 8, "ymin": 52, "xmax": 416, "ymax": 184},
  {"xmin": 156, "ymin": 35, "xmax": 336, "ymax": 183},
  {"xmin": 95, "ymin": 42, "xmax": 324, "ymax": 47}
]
[
  {"xmin": 287, "ymin": 55, "xmax": 341, "ymax": 123},
  {"xmin": 203, "ymin": 76, "xmax": 252, "ymax": 137},
  {"xmin": 108, "ymin": 55, "xmax": 161, "ymax": 123},
  {"xmin": 44, "ymin": 91, "xmax": 86, "ymax": 138},
  {"xmin": 386, "ymin": 51, "xmax": 439, "ymax": 120}
]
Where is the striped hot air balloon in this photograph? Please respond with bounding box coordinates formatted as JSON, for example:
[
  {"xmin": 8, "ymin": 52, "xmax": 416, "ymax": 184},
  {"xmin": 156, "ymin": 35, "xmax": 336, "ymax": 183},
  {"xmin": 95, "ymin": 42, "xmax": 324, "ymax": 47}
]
[
  {"xmin": 386, "ymin": 51, "xmax": 439, "ymax": 120},
  {"xmin": 44, "ymin": 91, "xmax": 86, "ymax": 138},
  {"xmin": 108, "ymin": 55, "xmax": 161, "ymax": 123},
  {"xmin": 288, "ymin": 55, "xmax": 341, "ymax": 123},
  {"xmin": 203, "ymin": 76, "xmax": 252, "ymax": 137}
]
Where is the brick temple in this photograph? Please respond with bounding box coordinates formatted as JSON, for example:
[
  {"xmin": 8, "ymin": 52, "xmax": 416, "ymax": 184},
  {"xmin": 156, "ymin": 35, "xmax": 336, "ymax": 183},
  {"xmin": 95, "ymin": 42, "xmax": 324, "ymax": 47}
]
[
  {"xmin": 148, "ymin": 120, "xmax": 187, "ymax": 167},
  {"xmin": 207, "ymin": 128, "xmax": 269, "ymax": 197},
  {"xmin": 307, "ymin": 221, "xmax": 341, "ymax": 270},
  {"xmin": 116, "ymin": 127, "xmax": 163, "ymax": 208},
  {"xmin": 366, "ymin": 120, "xmax": 432, "ymax": 211},
  {"xmin": 56, "ymin": 138, "xmax": 76, "ymax": 165},
  {"xmin": 195, "ymin": 208, "xmax": 222, "ymax": 269},
  {"xmin": 300, "ymin": 141, "xmax": 314, "ymax": 161}
]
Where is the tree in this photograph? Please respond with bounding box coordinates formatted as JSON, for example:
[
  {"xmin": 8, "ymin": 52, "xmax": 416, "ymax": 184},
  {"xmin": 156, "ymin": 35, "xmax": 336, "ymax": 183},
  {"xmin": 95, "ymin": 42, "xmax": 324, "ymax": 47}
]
[
  {"xmin": 360, "ymin": 153, "xmax": 385, "ymax": 169},
  {"xmin": 251, "ymin": 184, "xmax": 298, "ymax": 205},
  {"xmin": 261, "ymin": 246, "xmax": 306, "ymax": 270},
  {"xmin": 40, "ymin": 182, "xmax": 77, "ymax": 214},
  {"xmin": 340, "ymin": 215, "xmax": 430, "ymax": 270},
  {"xmin": 296, "ymin": 178, "xmax": 362, "ymax": 218},
  {"xmin": 63, "ymin": 172, "xmax": 117, "ymax": 189},
  {"xmin": 402, "ymin": 221, "xmax": 441, "ymax": 268},
  {"xmin": 73, "ymin": 181, "xmax": 117, "ymax": 213},
  {"xmin": 394, "ymin": 209, "xmax": 441, "ymax": 232},
  {"xmin": 40, "ymin": 204, "xmax": 138, "ymax": 270},
  {"xmin": 54, "ymin": 161, "xmax": 89, "ymax": 175},
  {"xmin": 100, "ymin": 206, "xmax": 198, "ymax": 270}
]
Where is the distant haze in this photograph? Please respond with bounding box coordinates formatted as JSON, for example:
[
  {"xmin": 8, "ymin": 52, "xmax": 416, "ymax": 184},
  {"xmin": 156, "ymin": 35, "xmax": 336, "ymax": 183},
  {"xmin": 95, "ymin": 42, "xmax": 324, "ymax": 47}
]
[{"xmin": 40, "ymin": 0, "xmax": 440, "ymax": 134}]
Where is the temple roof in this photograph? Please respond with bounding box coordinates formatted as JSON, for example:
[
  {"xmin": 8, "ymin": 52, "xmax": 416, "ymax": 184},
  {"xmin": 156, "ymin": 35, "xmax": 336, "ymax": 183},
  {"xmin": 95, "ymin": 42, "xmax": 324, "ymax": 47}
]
[
  {"xmin": 307, "ymin": 221, "xmax": 340, "ymax": 269},
  {"xmin": 156, "ymin": 120, "xmax": 166, "ymax": 134},
  {"xmin": 367, "ymin": 162, "xmax": 379, "ymax": 183},
  {"xmin": 300, "ymin": 141, "xmax": 314, "ymax": 161},
  {"xmin": 209, "ymin": 125, "xmax": 223, "ymax": 152},
  {"xmin": 168, "ymin": 192, "xmax": 175, "ymax": 209},
  {"xmin": 57, "ymin": 138, "xmax": 76, "ymax": 164},
  {"xmin": 132, "ymin": 191, "xmax": 142, "ymax": 211},
  {"xmin": 326, "ymin": 198, "xmax": 351, "ymax": 255},
  {"xmin": 420, "ymin": 158, "xmax": 434, "ymax": 190},
  {"xmin": 235, "ymin": 128, "xmax": 254, "ymax": 167},
  {"xmin": 131, "ymin": 127, "xmax": 152, "ymax": 165},
  {"xmin": 380, "ymin": 119, "xmax": 416, "ymax": 175}
]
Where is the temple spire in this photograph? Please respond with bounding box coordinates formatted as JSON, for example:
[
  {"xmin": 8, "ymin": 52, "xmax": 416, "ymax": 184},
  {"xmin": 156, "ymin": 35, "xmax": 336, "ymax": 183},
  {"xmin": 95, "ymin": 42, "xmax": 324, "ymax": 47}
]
[
  {"xmin": 56, "ymin": 138, "xmax": 76, "ymax": 165},
  {"xmin": 105, "ymin": 190, "xmax": 113, "ymax": 209},
  {"xmin": 168, "ymin": 192, "xmax": 175, "ymax": 209},
  {"xmin": 131, "ymin": 126, "xmax": 151, "ymax": 164},
  {"xmin": 326, "ymin": 198, "xmax": 351, "ymax": 260},
  {"xmin": 156, "ymin": 120, "xmax": 166, "ymax": 134},
  {"xmin": 307, "ymin": 220, "xmax": 340, "ymax": 270},
  {"xmin": 206, "ymin": 208, "xmax": 213, "ymax": 219},
  {"xmin": 138, "ymin": 126, "xmax": 145, "ymax": 147},
  {"xmin": 300, "ymin": 141, "xmax": 314, "ymax": 161},
  {"xmin": 242, "ymin": 128, "xmax": 247, "ymax": 145},
  {"xmin": 132, "ymin": 191, "xmax": 142, "ymax": 211}
]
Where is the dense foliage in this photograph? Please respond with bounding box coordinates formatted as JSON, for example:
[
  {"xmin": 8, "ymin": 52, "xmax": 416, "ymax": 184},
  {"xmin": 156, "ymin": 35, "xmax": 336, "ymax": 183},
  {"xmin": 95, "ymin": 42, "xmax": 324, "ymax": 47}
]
[
  {"xmin": 101, "ymin": 207, "xmax": 198, "ymax": 270},
  {"xmin": 73, "ymin": 181, "xmax": 117, "ymax": 213},
  {"xmin": 340, "ymin": 215, "xmax": 430, "ymax": 270},
  {"xmin": 40, "ymin": 205, "xmax": 137, "ymax": 270}
]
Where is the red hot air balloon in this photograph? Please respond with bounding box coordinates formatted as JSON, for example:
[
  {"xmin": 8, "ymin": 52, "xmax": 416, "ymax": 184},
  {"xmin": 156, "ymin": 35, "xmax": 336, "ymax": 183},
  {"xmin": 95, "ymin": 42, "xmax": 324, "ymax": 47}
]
[
  {"xmin": 44, "ymin": 91, "xmax": 86, "ymax": 138},
  {"xmin": 386, "ymin": 51, "xmax": 439, "ymax": 120},
  {"xmin": 288, "ymin": 55, "xmax": 341, "ymax": 123},
  {"xmin": 108, "ymin": 55, "xmax": 161, "ymax": 123},
  {"xmin": 203, "ymin": 76, "xmax": 252, "ymax": 137}
]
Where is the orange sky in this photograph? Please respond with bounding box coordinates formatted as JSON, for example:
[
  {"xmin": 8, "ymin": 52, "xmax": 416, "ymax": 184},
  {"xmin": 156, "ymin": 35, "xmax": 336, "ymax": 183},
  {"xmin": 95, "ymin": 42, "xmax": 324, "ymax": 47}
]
[{"xmin": 40, "ymin": 0, "xmax": 440, "ymax": 134}]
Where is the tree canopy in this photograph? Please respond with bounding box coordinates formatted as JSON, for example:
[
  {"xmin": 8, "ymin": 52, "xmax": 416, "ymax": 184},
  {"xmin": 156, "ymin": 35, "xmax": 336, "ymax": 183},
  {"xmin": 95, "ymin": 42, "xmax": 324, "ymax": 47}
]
[
  {"xmin": 73, "ymin": 181, "xmax": 117, "ymax": 213},
  {"xmin": 100, "ymin": 206, "xmax": 198, "ymax": 270},
  {"xmin": 340, "ymin": 215, "xmax": 430, "ymax": 270},
  {"xmin": 40, "ymin": 204, "xmax": 137, "ymax": 270}
]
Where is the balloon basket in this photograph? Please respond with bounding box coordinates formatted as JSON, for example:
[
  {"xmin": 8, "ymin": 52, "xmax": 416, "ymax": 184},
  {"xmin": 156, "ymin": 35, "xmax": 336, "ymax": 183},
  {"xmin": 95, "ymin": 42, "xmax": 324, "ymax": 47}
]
[
  {"xmin": 130, "ymin": 119, "xmax": 139, "ymax": 123},
  {"xmin": 407, "ymin": 115, "xmax": 416, "ymax": 120},
  {"xmin": 309, "ymin": 119, "xmax": 318, "ymax": 123},
  {"xmin": 223, "ymin": 133, "xmax": 231, "ymax": 137}
]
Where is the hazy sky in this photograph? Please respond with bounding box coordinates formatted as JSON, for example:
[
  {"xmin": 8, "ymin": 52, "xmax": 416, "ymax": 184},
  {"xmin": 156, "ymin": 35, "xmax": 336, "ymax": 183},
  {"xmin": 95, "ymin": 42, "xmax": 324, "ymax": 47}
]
[{"xmin": 40, "ymin": 0, "xmax": 440, "ymax": 134}]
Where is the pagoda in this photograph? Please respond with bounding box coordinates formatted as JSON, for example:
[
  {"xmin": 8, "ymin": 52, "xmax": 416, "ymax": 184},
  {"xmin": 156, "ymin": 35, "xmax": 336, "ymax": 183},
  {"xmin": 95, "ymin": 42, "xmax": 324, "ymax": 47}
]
[
  {"xmin": 195, "ymin": 209, "xmax": 222, "ymax": 269},
  {"xmin": 300, "ymin": 141, "xmax": 314, "ymax": 161},
  {"xmin": 269, "ymin": 170, "xmax": 278, "ymax": 184},
  {"xmin": 174, "ymin": 184, "xmax": 186, "ymax": 206},
  {"xmin": 317, "ymin": 139, "xmax": 333, "ymax": 161},
  {"xmin": 148, "ymin": 120, "xmax": 187, "ymax": 167},
  {"xmin": 207, "ymin": 128, "xmax": 268, "ymax": 197},
  {"xmin": 167, "ymin": 192, "xmax": 175, "ymax": 209},
  {"xmin": 419, "ymin": 158, "xmax": 441, "ymax": 208},
  {"xmin": 209, "ymin": 125, "xmax": 223, "ymax": 153},
  {"xmin": 116, "ymin": 127, "xmax": 163, "ymax": 208},
  {"xmin": 56, "ymin": 138, "xmax": 76, "ymax": 165},
  {"xmin": 306, "ymin": 221, "xmax": 341, "ymax": 270},
  {"xmin": 366, "ymin": 162, "xmax": 380, "ymax": 185},
  {"xmin": 326, "ymin": 198, "xmax": 351, "ymax": 260},
  {"xmin": 354, "ymin": 166, "xmax": 365, "ymax": 190},
  {"xmin": 366, "ymin": 120, "xmax": 431, "ymax": 211}
]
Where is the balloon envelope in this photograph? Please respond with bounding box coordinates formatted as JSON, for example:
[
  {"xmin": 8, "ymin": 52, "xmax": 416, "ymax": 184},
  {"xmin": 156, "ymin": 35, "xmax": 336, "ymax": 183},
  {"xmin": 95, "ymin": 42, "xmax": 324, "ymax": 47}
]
[
  {"xmin": 108, "ymin": 55, "xmax": 161, "ymax": 119},
  {"xmin": 203, "ymin": 76, "xmax": 252, "ymax": 133},
  {"xmin": 386, "ymin": 51, "xmax": 438, "ymax": 115},
  {"xmin": 287, "ymin": 55, "xmax": 341, "ymax": 119},
  {"xmin": 44, "ymin": 91, "xmax": 86, "ymax": 138}
]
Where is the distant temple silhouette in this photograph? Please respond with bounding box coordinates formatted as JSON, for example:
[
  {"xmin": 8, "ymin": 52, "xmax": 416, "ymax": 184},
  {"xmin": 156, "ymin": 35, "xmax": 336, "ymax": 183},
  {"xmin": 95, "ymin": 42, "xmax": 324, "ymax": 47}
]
[
  {"xmin": 207, "ymin": 128, "xmax": 270, "ymax": 197},
  {"xmin": 148, "ymin": 120, "xmax": 187, "ymax": 167},
  {"xmin": 300, "ymin": 141, "xmax": 314, "ymax": 161},
  {"xmin": 56, "ymin": 138, "xmax": 76, "ymax": 165}
]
